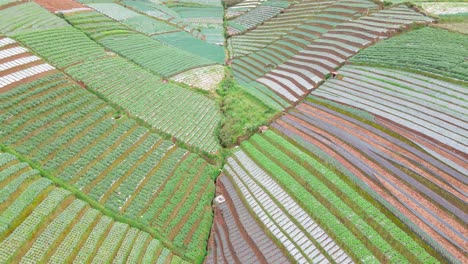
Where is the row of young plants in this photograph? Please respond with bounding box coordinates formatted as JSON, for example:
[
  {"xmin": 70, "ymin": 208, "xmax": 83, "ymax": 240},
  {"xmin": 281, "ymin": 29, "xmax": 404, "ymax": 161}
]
[
  {"xmin": 63, "ymin": 11, "xmax": 134, "ymax": 40},
  {"xmin": 98, "ymin": 34, "xmax": 215, "ymax": 77},
  {"xmin": 20, "ymin": 199, "xmax": 86, "ymax": 263},
  {"xmin": 0, "ymin": 2, "xmax": 68, "ymax": 36},
  {"xmin": 0, "ymin": 151, "xmax": 194, "ymax": 263},
  {"xmin": 66, "ymin": 56, "xmax": 221, "ymax": 154},
  {"xmin": 350, "ymin": 27, "xmax": 468, "ymax": 81},
  {"xmin": 121, "ymin": 148, "xmax": 187, "ymax": 218},
  {"xmin": 0, "ymin": 176, "xmax": 52, "ymax": 235},
  {"xmin": 84, "ymin": 2, "xmax": 225, "ymax": 61},
  {"xmin": 64, "ymin": 11, "xmax": 217, "ymax": 76},
  {"xmin": 0, "ymin": 187, "xmax": 70, "ymax": 263},
  {"xmin": 206, "ymin": 175, "xmax": 291, "ymax": 263},
  {"xmin": 230, "ymin": 0, "xmax": 375, "ymax": 82},
  {"xmin": 233, "ymin": 5, "xmax": 434, "ymax": 109},
  {"xmin": 92, "ymin": 222, "xmax": 129, "ymax": 262},
  {"xmin": 242, "ymin": 140, "xmax": 400, "ymax": 262},
  {"xmin": 119, "ymin": 0, "xmax": 207, "ymax": 39},
  {"xmin": 0, "ymin": 70, "xmax": 219, "ymax": 262},
  {"xmin": 139, "ymin": 154, "xmax": 217, "ymax": 262},
  {"xmin": 14, "ymin": 28, "xmax": 106, "ymax": 68},
  {"xmin": 225, "ymin": 126, "xmax": 443, "ymax": 263},
  {"xmin": 315, "ymin": 65, "xmax": 467, "ymax": 154},
  {"xmin": 227, "ymin": 145, "xmax": 375, "ymax": 262},
  {"xmin": 1, "ymin": 3, "xmax": 222, "ymax": 154},
  {"xmin": 254, "ymin": 131, "xmax": 439, "ymax": 263},
  {"xmin": 228, "ymin": 0, "xmax": 325, "ymax": 53},
  {"xmin": 47, "ymin": 209, "xmax": 100, "ymax": 263},
  {"xmin": 224, "ymin": 153, "xmax": 345, "ymax": 263},
  {"xmin": 272, "ymin": 95, "xmax": 462, "ymax": 263}
]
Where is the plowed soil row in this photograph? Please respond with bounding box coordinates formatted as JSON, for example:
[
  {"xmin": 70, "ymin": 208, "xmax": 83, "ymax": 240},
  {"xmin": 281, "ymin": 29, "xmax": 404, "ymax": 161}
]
[{"xmin": 272, "ymin": 102, "xmax": 466, "ymax": 261}]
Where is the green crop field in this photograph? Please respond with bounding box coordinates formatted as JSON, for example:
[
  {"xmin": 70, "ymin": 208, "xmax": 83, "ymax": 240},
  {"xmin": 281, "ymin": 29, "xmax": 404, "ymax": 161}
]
[{"xmin": 0, "ymin": 0, "xmax": 466, "ymax": 263}]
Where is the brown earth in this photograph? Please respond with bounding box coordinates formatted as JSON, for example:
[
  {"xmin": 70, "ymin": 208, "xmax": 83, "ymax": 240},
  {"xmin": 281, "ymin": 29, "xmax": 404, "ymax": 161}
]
[
  {"xmin": 205, "ymin": 175, "xmax": 288, "ymax": 264},
  {"xmin": 284, "ymin": 111, "xmax": 465, "ymax": 246},
  {"xmin": 300, "ymin": 104, "xmax": 467, "ymax": 200},
  {"xmin": 0, "ymin": 70, "xmax": 58, "ymax": 93},
  {"xmin": 274, "ymin": 104, "xmax": 467, "ymax": 261},
  {"xmin": 275, "ymin": 117, "xmax": 466, "ymax": 261},
  {"xmin": 34, "ymin": 0, "xmax": 88, "ymax": 13}
]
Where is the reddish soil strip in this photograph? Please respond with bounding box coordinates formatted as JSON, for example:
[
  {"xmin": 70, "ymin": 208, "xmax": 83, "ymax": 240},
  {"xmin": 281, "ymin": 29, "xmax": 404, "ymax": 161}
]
[
  {"xmin": 377, "ymin": 117, "xmax": 468, "ymax": 173},
  {"xmin": 205, "ymin": 176, "xmax": 274, "ymax": 264},
  {"xmin": 298, "ymin": 104, "xmax": 467, "ymax": 199},
  {"xmin": 0, "ymin": 60, "xmax": 45, "ymax": 77},
  {"xmin": 0, "ymin": 0, "xmax": 27, "ymax": 10},
  {"xmin": 285, "ymin": 112, "xmax": 465, "ymax": 246},
  {"xmin": 299, "ymin": 106, "xmax": 467, "ymax": 235},
  {"xmin": 0, "ymin": 70, "xmax": 59, "ymax": 93},
  {"xmin": 120, "ymin": 147, "xmax": 182, "ymax": 214},
  {"xmin": 0, "ymin": 45, "xmax": 26, "ymax": 63},
  {"xmin": 166, "ymin": 165, "xmax": 208, "ymax": 235},
  {"xmin": 277, "ymin": 112, "xmax": 464, "ymax": 256},
  {"xmin": 34, "ymin": 0, "xmax": 88, "ymax": 13},
  {"xmin": 273, "ymin": 116, "xmax": 466, "ymax": 260}
]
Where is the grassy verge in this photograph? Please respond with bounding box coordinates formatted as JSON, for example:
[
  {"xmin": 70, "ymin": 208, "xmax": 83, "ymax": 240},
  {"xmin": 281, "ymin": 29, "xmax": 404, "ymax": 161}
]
[{"xmin": 216, "ymin": 68, "xmax": 279, "ymax": 148}]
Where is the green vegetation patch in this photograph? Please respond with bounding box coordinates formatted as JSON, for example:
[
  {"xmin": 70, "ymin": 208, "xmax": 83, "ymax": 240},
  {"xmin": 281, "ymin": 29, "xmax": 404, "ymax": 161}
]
[
  {"xmin": 153, "ymin": 31, "xmax": 225, "ymax": 63},
  {"xmin": 217, "ymin": 71, "xmax": 279, "ymax": 147},
  {"xmin": 0, "ymin": 2, "xmax": 68, "ymax": 35},
  {"xmin": 123, "ymin": 16, "xmax": 180, "ymax": 35},
  {"xmin": 351, "ymin": 27, "xmax": 468, "ymax": 81}
]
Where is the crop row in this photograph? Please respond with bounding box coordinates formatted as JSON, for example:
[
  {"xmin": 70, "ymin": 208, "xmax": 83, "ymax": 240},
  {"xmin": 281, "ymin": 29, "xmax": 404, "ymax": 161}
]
[
  {"xmin": 116, "ymin": 0, "xmax": 205, "ymax": 39},
  {"xmin": 0, "ymin": 2, "xmax": 68, "ymax": 36},
  {"xmin": 64, "ymin": 12, "xmax": 134, "ymax": 40},
  {"xmin": 206, "ymin": 175, "xmax": 289, "ymax": 263},
  {"xmin": 225, "ymin": 150, "xmax": 354, "ymax": 263},
  {"xmin": 19, "ymin": 200, "xmax": 86, "ymax": 263},
  {"xmin": 243, "ymin": 5, "xmax": 434, "ymax": 107},
  {"xmin": 273, "ymin": 98, "xmax": 464, "ymax": 261},
  {"xmin": 139, "ymin": 154, "xmax": 217, "ymax": 260},
  {"xmin": 93, "ymin": 31, "xmax": 216, "ymax": 77},
  {"xmin": 0, "ymin": 55, "xmax": 40, "ymax": 72},
  {"xmin": 350, "ymin": 27, "xmax": 467, "ymax": 81},
  {"xmin": 0, "ymin": 72, "xmax": 218, "ymax": 261},
  {"xmin": 225, "ymin": 0, "xmax": 268, "ymax": 18},
  {"xmin": 315, "ymin": 65, "xmax": 467, "ymax": 154},
  {"xmin": 0, "ymin": 175, "xmax": 51, "ymax": 236},
  {"xmin": 87, "ymin": 2, "xmax": 180, "ymax": 36},
  {"xmin": 0, "ymin": 187, "xmax": 70, "ymax": 263},
  {"xmin": 103, "ymin": 33, "xmax": 212, "ymax": 75},
  {"xmin": 226, "ymin": 147, "xmax": 376, "ymax": 262},
  {"xmin": 258, "ymin": 130, "xmax": 441, "ymax": 262},
  {"xmin": 0, "ymin": 153, "xmax": 192, "ymax": 263},
  {"xmin": 228, "ymin": 2, "xmax": 288, "ymax": 35},
  {"xmin": 66, "ymin": 56, "xmax": 221, "ymax": 153},
  {"xmin": 231, "ymin": 0, "xmax": 377, "ymax": 83},
  {"xmin": 153, "ymin": 31, "xmax": 225, "ymax": 63},
  {"xmin": 209, "ymin": 186, "xmax": 265, "ymax": 263},
  {"xmin": 2, "ymin": 4, "xmax": 221, "ymax": 152},
  {"xmin": 14, "ymin": 28, "xmax": 106, "ymax": 68},
  {"xmin": 242, "ymin": 139, "xmax": 406, "ymax": 262},
  {"xmin": 229, "ymin": 0, "xmax": 333, "ymax": 56}
]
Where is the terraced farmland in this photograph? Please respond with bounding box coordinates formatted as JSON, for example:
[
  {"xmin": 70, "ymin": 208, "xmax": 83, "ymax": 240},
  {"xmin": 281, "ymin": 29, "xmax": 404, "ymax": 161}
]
[
  {"xmin": 0, "ymin": 152, "xmax": 188, "ymax": 264},
  {"xmin": 0, "ymin": 2, "xmax": 221, "ymax": 154},
  {"xmin": 351, "ymin": 27, "xmax": 468, "ymax": 81},
  {"xmin": 233, "ymin": 5, "xmax": 434, "ymax": 107},
  {"xmin": 1, "ymin": 0, "xmax": 467, "ymax": 263},
  {"xmin": 0, "ymin": 40, "xmax": 217, "ymax": 261}
]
